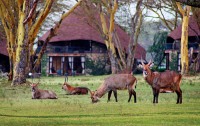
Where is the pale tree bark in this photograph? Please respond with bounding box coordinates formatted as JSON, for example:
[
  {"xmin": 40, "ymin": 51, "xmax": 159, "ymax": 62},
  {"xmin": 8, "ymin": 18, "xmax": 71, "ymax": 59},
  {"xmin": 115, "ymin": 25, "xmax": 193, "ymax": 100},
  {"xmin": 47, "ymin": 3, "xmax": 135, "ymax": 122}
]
[
  {"xmin": 80, "ymin": 0, "xmax": 143, "ymax": 73},
  {"xmin": 12, "ymin": 0, "xmax": 54, "ymax": 85},
  {"xmin": 176, "ymin": 2, "xmax": 191, "ymax": 75},
  {"xmin": 12, "ymin": 0, "xmax": 27, "ymax": 84},
  {"xmin": 126, "ymin": 0, "xmax": 143, "ymax": 71},
  {"xmin": 78, "ymin": 1, "xmax": 119, "ymax": 73},
  {"xmin": 98, "ymin": 0, "xmax": 143, "ymax": 73},
  {"xmin": 0, "ymin": 0, "xmax": 54, "ymax": 85},
  {"xmin": 98, "ymin": 0, "xmax": 119, "ymax": 73},
  {"xmin": 0, "ymin": 0, "xmax": 17, "ymax": 81}
]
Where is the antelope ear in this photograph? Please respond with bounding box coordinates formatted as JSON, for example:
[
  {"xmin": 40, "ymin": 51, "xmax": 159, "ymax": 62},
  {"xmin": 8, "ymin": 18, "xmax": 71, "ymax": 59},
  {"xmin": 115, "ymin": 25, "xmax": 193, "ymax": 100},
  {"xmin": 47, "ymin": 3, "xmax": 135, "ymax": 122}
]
[
  {"xmin": 148, "ymin": 59, "xmax": 152, "ymax": 66},
  {"xmin": 141, "ymin": 57, "xmax": 145, "ymax": 66}
]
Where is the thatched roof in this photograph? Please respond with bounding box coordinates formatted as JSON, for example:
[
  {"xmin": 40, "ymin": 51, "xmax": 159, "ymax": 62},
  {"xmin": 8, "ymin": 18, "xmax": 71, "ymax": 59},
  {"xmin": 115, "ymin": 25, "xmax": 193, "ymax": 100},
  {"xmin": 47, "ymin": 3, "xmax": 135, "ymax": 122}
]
[
  {"xmin": 40, "ymin": 7, "xmax": 146, "ymax": 59},
  {"xmin": 168, "ymin": 16, "xmax": 200, "ymax": 40}
]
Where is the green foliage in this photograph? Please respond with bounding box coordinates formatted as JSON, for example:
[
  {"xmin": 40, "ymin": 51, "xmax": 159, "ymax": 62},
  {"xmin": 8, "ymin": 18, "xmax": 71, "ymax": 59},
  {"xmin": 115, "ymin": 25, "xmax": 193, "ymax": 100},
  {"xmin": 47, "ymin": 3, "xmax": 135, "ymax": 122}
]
[
  {"xmin": 0, "ymin": 75, "xmax": 200, "ymax": 125},
  {"xmin": 85, "ymin": 56, "xmax": 111, "ymax": 75},
  {"xmin": 148, "ymin": 31, "xmax": 168, "ymax": 66},
  {"xmin": 41, "ymin": 53, "xmax": 47, "ymax": 76},
  {"xmin": 151, "ymin": 66, "xmax": 165, "ymax": 72},
  {"xmin": 169, "ymin": 52, "xmax": 178, "ymax": 71}
]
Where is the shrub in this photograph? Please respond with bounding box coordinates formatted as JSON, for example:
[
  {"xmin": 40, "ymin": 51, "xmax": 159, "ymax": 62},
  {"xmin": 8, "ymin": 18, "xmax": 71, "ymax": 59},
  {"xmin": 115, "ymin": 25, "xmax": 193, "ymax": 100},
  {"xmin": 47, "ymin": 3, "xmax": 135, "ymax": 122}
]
[
  {"xmin": 41, "ymin": 54, "xmax": 47, "ymax": 76},
  {"xmin": 169, "ymin": 52, "xmax": 178, "ymax": 71},
  {"xmin": 85, "ymin": 56, "xmax": 111, "ymax": 75}
]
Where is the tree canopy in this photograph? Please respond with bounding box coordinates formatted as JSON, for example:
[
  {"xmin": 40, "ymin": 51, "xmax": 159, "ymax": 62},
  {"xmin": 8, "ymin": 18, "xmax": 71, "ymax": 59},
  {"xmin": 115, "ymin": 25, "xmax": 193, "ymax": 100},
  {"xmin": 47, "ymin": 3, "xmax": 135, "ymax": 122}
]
[{"xmin": 148, "ymin": 31, "xmax": 168, "ymax": 67}]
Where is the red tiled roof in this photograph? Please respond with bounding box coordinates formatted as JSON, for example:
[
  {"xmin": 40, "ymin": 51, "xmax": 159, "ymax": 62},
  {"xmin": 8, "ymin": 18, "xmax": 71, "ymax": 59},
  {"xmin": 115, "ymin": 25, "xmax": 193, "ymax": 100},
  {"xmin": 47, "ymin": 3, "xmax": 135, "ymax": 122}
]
[
  {"xmin": 168, "ymin": 16, "xmax": 200, "ymax": 40},
  {"xmin": 40, "ymin": 7, "xmax": 146, "ymax": 59},
  {"xmin": 0, "ymin": 32, "xmax": 8, "ymax": 56}
]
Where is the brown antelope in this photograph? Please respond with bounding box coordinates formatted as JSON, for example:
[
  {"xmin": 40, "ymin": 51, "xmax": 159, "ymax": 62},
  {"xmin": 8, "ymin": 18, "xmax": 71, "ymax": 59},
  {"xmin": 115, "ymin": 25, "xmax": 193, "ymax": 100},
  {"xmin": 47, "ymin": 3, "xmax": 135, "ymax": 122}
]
[
  {"xmin": 90, "ymin": 74, "xmax": 137, "ymax": 103},
  {"xmin": 31, "ymin": 83, "xmax": 57, "ymax": 99},
  {"xmin": 62, "ymin": 77, "xmax": 90, "ymax": 95},
  {"xmin": 140, "ymin": 60, "xmax": 182, "ymax": 104}
]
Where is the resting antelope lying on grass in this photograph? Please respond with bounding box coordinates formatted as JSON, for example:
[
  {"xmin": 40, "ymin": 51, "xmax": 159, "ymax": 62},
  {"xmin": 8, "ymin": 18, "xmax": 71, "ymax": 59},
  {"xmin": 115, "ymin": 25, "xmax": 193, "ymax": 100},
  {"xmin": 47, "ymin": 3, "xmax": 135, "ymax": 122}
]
[
  {"xmin": 62, "ymin": 77, "xmax": 91, "ymax": 95},
  {"xmin": 30, "ymin": 83, "xmax": 57, "ymax": 99},
  {"xmin": 140, "ymin": 60, "xmax": 182, "ymax": 104},
  {"xmin": 90, "ymin": 74, "xmax": 137, "ymax": 103}
]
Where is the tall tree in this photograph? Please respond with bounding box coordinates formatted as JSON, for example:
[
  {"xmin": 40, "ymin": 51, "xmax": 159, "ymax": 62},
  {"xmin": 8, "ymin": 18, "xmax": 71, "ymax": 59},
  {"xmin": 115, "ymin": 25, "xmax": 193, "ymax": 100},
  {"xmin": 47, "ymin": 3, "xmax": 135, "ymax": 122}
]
[
  {"xmin": 176, "ymin": 2, "xmax": 191, "ymax": 74},
  {"xmin": 81, "ymin": 0, "xmax": 143, "ymax": 73},
  {"xmin": 0, "ymin": 0, "xmax": 54, "ymax": 85}
]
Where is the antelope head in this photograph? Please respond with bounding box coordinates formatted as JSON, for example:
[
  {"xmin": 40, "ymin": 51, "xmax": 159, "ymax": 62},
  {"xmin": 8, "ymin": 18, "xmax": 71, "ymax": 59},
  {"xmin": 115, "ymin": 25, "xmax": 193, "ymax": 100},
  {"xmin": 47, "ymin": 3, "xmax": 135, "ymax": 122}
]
[
  {"xmin": 62, "ymin": 77, "xmax": 69, "ymax": 89},
  {"xmin": 30, "ymin": 83, "xmax": 38, "ymax": 92},
  {"xmin": 90, "ymin": 90, "xmax": 100, "ymax": 103},
  {"xmin": 140, "ymin": 59, "xmax": 154, "ymax": 78}
]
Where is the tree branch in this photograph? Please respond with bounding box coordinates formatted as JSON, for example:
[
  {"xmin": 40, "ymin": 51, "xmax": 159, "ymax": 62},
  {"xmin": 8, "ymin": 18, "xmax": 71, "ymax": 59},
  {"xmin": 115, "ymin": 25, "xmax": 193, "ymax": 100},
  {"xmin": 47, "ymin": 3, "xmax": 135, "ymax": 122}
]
[
  {"xmin": 28, "ymin": 0, "xmax": 54, "ymax": 45},
  {"xmin": 23, "ymin": 0, "xmax": 39, "ymax": 24}
]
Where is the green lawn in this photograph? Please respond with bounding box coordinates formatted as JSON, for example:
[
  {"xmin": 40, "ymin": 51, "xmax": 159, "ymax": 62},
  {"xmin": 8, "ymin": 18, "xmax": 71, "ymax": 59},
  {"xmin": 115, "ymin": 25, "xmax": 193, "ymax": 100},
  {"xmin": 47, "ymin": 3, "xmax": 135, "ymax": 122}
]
[{"xmin": 0, "ymin": 74, "xmax": 200, "ymax": 126}]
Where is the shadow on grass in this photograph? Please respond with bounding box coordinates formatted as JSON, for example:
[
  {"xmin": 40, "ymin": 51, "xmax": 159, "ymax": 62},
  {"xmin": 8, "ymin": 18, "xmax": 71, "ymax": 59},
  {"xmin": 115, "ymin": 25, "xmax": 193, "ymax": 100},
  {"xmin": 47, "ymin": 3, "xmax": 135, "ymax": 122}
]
[
  {"xmin": 0, "ymin": 113, "xmax": 151, "ymax": 119},
  {"xmin": 0, "ymin": 111, "xmax": 198, "ymax": 119}
]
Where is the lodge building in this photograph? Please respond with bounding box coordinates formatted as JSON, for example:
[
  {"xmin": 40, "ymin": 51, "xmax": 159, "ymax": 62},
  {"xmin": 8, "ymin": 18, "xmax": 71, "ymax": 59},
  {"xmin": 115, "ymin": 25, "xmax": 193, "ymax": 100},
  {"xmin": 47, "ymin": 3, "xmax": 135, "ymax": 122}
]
[
  {"xmin": 165, "ymin": 16, "xmax": 200, "ymax": 71},
  {"xmin": 39, "ymin": 7, "xmax": 146, "ymax": 75}
]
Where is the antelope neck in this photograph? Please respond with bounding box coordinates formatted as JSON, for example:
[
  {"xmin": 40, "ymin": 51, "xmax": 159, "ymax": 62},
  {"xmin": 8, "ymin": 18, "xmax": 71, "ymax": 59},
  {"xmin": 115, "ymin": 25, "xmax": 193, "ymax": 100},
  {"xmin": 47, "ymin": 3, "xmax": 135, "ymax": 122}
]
[{"xmin": 144, "ymin": 70, "xmax": 154, "ymax": 85}]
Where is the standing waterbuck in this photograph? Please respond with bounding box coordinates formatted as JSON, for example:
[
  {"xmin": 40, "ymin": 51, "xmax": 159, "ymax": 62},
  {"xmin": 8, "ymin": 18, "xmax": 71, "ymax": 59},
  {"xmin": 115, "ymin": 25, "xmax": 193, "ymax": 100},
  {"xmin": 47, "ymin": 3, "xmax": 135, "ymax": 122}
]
[
  {"xmin": 140, "ymin": 60, "xmax": 182, "ymax": 104},
  {"xmin": 30, "ymin": 83, "xmax": 57, "ymax": 99},
  {"xmin": 90, "ymin": 74, "xmax": 137, "ymax": 103}
]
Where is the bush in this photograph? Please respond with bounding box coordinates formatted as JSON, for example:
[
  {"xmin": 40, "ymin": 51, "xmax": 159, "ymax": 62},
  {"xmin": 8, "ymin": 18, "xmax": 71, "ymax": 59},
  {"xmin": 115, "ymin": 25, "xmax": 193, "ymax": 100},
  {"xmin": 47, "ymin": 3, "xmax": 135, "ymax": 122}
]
[
  {"xmin": 169, "ymin": 52, "xmax": 178, "ymax": 71},
  {"xmin": 41, "ymin": 54, "xmax": 47, "ymax": 76},
  {"xmin": 85, "ymin": 56, "xmax": 111, "ymax": 75}
]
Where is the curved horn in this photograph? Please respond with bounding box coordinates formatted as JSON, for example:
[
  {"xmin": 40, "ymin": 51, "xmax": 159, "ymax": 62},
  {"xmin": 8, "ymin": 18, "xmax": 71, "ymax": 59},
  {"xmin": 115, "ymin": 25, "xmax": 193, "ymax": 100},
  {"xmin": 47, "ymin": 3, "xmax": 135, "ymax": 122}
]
[
  {"xmin": 148, "ymin": 59, "xmax": 152, "ymax": 66},
  {"xmin": 141, "ymin": 57, "xmax": 144, "ymax": 66},
  {"xmin": 87, "ymin": 88, "xmax": 93, "ymax": 96}
]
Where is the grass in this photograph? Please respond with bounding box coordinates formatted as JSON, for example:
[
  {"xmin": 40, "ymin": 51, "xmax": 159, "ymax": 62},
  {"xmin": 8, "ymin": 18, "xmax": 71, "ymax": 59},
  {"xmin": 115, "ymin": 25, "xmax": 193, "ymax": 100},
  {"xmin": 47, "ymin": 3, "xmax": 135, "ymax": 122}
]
[{"xmin": 0, "ymin": 74, "xmax": 200, "ymax": 126}]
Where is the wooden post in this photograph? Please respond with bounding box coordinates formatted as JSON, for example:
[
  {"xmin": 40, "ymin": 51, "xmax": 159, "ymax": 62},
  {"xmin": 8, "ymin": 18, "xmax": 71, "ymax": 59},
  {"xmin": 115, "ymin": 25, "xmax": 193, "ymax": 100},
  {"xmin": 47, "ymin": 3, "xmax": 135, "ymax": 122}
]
[{"xmin": 166, "ymin": 53, "xmax": 169, "ymax": 70}]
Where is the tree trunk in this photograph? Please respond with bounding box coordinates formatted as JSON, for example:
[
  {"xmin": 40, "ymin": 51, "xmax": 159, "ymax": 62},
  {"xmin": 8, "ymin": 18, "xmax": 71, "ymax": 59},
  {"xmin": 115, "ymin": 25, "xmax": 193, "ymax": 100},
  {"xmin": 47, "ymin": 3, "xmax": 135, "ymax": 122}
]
[
  {"xmin": 8, "ymin": 56, "xmax": 13, "ymax": 81},
  {"xmin": 126, "ymin": 0, "xmax": 143, "ymax": 71},
  {"xmin": 99, "ymin": 4, "xmax": 119, "ymax": 73},
  {"xmin": 180, "ymin": 14, "xmax": 190, "ymax": 74},
  {"xmin": 176, "ymin": 3, "xmax": 191, "ymax": 75},
  {"xmin": 0, "ymin": 0, "xmax": 54, "ymax": 85},
  {"xmin": 108, "ymin": 51, "xmax": 118, "ymax": 74},
  {"xmin": 12, "ymin": 0, "xmax": 27, "ymax": 85},
  {"xmin": 12, "ymin": 47, "xmax": 27, "ymax": 85}
]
